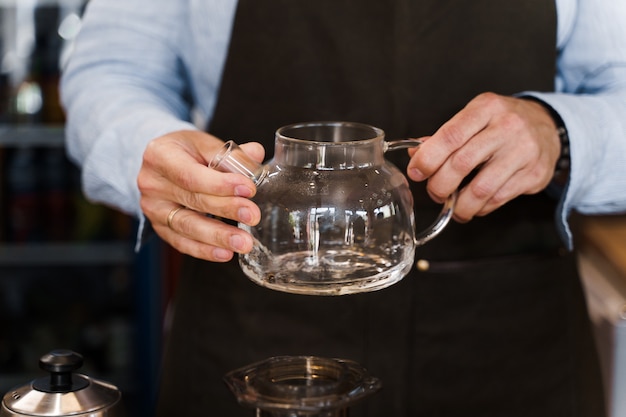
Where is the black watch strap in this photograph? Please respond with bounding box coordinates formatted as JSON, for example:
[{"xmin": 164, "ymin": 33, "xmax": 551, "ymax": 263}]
[{"xmin": 553, "ymin": 124, "xmax": 570, "ymax": 183}]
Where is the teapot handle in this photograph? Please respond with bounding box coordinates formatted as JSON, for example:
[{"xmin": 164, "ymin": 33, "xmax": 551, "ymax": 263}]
[{"xmin": 384, "ymin": 139, "xmax": 458, "ymax": 246}]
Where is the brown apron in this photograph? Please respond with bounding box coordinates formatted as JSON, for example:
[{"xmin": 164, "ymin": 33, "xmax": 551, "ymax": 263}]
[{"xmin": 156, "ymin": 1, "xmax": 606, "ymax": 416}]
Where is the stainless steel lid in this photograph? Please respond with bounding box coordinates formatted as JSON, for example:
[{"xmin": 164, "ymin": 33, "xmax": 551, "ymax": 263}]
[{"xmin": 1, "ymin": 350, "xmax": 122, "ymax": 417}]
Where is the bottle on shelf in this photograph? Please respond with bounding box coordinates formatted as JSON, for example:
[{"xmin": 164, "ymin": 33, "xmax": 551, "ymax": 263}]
[{"xmin": 6, "ymin": 146, "xmax": 42, "ymax": 243}]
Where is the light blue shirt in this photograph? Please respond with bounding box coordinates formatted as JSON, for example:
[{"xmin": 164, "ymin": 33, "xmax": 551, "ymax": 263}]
[{"xmin": 61, "ymin": 0, "xmax": 626, "ymax": 249}]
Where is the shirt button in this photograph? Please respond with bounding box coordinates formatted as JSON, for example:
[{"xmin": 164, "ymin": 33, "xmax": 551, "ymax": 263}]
[{"xmin": 416, "ymin": 259, "xmax": 430, "ymax": 271}]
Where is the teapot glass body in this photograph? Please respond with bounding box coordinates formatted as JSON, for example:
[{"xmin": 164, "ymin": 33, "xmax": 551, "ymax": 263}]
[{"xmin": 211, "ymin": 121, "xmax": 455, "ymax": 295}]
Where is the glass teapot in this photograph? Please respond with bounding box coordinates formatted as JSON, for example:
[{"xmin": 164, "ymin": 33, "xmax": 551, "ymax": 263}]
[{"xmin": 210, "ymin": 121, "xmax": 456, "ymax": 295}]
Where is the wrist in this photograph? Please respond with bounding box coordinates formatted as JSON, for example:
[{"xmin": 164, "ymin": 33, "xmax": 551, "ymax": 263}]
[{"xmin": 521, "ymin": 96, "xmax": 570, "ymax": 186}]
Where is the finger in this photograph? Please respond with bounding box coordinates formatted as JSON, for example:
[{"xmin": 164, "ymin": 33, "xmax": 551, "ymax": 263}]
[
  {"xmin": 406, "ymin": 136, "xmax": 431, "ymax": 158},
  {"xmin": 471, "ymin": 169, "xmax": 539, "ymax": 219},
  {"xmin": 424, "ymin": 127, "xmax": 501, "ymax": 202},
  {"xmin": 198, "ymin": 193, "xmax": 260, "ymax": 226},
  {"xmin": 449, "ymin": 158, "xmax": 516, "ymax": 222},
  {"xmin": 144, "ymin": 150, "xmax": 258, "ymax": 199},
  {"xmin": 141, "ymin": 132, "xmax": 260, "ymax": 199},
  {"xmin": 142, "ymin": 194, "xmax": 256, "ymax": 249},
  {"xmin": 140, "ymin": 161, "xmax": 261, "ymax": 224},
  {"xmin": 168, "ymin": 233, "xmax": 237, "ymax": 263},
  {"xmin": 168, "ymin": 171, "xmax": 261, "ymax": 224},
  {"xmin": 409, "ymin": 93, "xmax": 497, "ymax": 180},
  {"xmin": 239, "ymin": 141, "xmax": 266, "ymax": 163},
  {"xmin": 450, "ymin": 147, "xmax": 539, "ymax": 222},
  {"xmin": 167, "ymin": 207, "xmax": 254, "ymax": 253},
  {"xmin": 154, "ymin": 205, "xmax": 255, "ymax": 261}
]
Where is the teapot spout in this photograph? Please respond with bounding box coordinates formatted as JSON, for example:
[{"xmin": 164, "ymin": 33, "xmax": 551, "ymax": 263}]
[{"xmin": 209, "ymin": 140, "xmax": 267, "ymax": 185}]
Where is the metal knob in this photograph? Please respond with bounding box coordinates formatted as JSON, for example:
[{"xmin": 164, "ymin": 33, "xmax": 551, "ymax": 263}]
[{"xmin": 33, "ymin": 350, "xmax": 89, "ymax": 393}]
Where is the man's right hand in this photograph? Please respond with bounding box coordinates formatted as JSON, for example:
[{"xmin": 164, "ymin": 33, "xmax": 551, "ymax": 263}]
[{"xmin": 137, "ymin": 129, "xmax": 265, "ymax": 262}]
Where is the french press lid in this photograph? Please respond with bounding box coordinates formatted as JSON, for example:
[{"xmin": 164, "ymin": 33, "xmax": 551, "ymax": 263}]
[{"xmin": 0, "ymin": 350, "xmax": 122, "ymax": 417}]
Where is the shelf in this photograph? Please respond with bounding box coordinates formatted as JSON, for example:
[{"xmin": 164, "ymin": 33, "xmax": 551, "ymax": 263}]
[
  {"xmin": 0, "ymin": 124, "xmax": 65, "ymax": 147},
  {"xmin": 0, "ymin": 241, "xmax": 133, "ymax": 266},
  {"xmin": 0, "ymin": 0, "xmax": 86, "ymax": 7}
]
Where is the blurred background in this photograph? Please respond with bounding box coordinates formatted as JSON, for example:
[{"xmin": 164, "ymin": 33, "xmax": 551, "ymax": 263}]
[
  {"xmin": 0, "ymin": 1, "xmax": 625, "ymax": 417},
  {"xmin": 0, "ymin": 1, "xmax": 174, "ymax": 416}
]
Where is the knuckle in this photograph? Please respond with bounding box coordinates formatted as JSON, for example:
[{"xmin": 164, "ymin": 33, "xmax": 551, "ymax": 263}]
[
  {"xmin": 175, "ymin": 210, "xmax": 195, "ymax": 234},
  {"xmin": 452, "ymin": 209, "xmax": 472, "ymax": 223},
  {"xmin": 413, "ymin": 151, "xmax": 436, "ymax": 176},
  {"xmin": 526, "ymin": 137, "xmax": 542, "ymax": 156},
  {"xmin": 438, "ymin": 123, "xmax": 467, "ymax": 149},
  {"xmin": 500, "ymin": 111, "xmax": 526, "ymax": 133},
  {"xmin": 174, "ymin": 169, "xmax": 198, "ymax": 192},
  {"xmin": 426, "ymin": 182, "xmax": 449, "ymax": 203},
  {"xmin": 467, "ymin": 179, "xmax": 496, "ymax": 201},
  {"xmin": 142, "ymin": 139, "xmax": 159, "ymax": 160},
  {"xmin": 201, "ymin": 197, "xmax": 242, "ymax": 221},
  {"xmin": 136, "ymin": 169, "xmax": 159, "ymax": 194},
  {"xmin": 136, "ymin": 169, "xmax": 147, "ymax": 189},
  {"xmin": 143, "ymin": 138, "xmax": 171, "ymax": 166},
  {"xmin": 448, "ymin": 150, "xmax": 476, "ymax": 174},
  {"xmin": 207, "ymin": 248, "xmax": 234, "ymax": 262},
  {"xmin": 475, "ymin": 91, "xmax": 504, "ymax": 110},
  {"xmin": 487, "ymin": 189, "xmax": 508, "ymax": 208},
  {"xmin": 138, "ymin": 197, "xmax": 152, "ymax": 217},
  {"xmin": 209, "ymin": 228, "xmax": 233, "ymax": 251},
  {"xmin": 180, "ymin": 191, "xmax": 204, "ymax": 211},
  {"xmin": 214, "ymin": 202, "xmax": 236, "ymax": 221},
  {"xmin": 525, "ymin": 169, "xmax": 551, "ymax": 194}
]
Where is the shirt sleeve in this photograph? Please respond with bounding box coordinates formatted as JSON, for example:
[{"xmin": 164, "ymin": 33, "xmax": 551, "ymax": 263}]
[
  {"xmin": 60, "ymin": 0, "xmax": 198, "ymax": 219},
  {"xmin": 521, "ymin": 0, "xmax": 626, "ymax": 248}
]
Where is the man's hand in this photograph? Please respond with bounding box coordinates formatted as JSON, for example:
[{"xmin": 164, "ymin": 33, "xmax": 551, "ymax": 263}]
[
  {"xmin": 137, "ymin": 130, "xmax": 265, "ymax": 261},
  {"xmin": 407, "ymin": 92, "xmax": 561, "ymax": 222}
]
